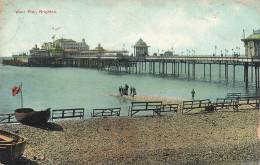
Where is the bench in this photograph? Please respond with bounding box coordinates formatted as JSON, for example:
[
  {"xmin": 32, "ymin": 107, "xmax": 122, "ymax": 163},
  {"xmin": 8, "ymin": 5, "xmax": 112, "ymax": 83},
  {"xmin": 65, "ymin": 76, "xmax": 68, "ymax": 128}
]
[
  {"xmin": 181, "ymin": 99, "xmax": 211, "ymax": 114},
  {"xmin": 130, "ymin": 101, "xmax": 162, "ymax": 116},
  {"xmin": 215, "ymin": 98, "xmax": 238, "ymax": 111},
  {"xmin": 92, "ymin": 108, "xmax": 121, "ymax": 117},
  {"xmin": 236, "ymin": 96, "xmax": 259, "ymax": 109},
  {"xmin": 52, "ymin": 108, "xmax": 85, "ymax": 120},
  {"xmin": 160, "ymin": 104, "xmax": 178, "ymax": 113},
  {"xmin": 0, "ymin": 114, "xmax": 17, "ymax": 123},
  {"xmin": 226, "ymin": 93, "xmax": 241, "ymax": 98}
]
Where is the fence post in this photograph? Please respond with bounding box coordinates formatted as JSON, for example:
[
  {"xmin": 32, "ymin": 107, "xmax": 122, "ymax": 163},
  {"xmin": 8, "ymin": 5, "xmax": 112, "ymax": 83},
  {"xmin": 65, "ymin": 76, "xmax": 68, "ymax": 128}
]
[{"xmin": 8, "ymin": 114, "xmax": 11, "ymax": 123}]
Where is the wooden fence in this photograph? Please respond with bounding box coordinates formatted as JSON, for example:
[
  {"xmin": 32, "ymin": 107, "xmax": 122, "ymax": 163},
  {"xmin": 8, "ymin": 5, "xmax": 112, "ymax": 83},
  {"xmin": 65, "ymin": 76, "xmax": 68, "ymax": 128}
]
[
  {"xmin": 52, "ymin": 108, "xmax": 85, "ymax": 120},
  {"xmin": 91, "ymin": 108, "xmax": 121, "ymax": 117},
  {"xmin": 0, "ymin": 114, "xmax": 17, "ymax": 123}
]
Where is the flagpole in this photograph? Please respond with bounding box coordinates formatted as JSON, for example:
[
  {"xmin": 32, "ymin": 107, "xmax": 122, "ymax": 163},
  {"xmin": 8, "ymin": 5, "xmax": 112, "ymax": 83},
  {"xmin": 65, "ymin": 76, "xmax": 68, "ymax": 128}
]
[{"xmin": 21, "ymin": 82, "xmax": 23, "ymax": 108}]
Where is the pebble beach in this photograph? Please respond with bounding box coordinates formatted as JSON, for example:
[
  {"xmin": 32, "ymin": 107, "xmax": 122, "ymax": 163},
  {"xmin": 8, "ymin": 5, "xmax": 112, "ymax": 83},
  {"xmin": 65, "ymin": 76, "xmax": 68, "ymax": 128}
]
[{"xmin": 1, "ymin": 95, "xmax": 260, "ymax": 164}]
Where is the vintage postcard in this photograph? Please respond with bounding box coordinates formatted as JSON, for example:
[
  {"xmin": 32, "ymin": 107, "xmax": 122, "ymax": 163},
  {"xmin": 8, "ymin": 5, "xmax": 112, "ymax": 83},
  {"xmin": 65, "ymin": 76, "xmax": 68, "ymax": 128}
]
[{"xmin": 0, "ymin": 0, "xmax": 260, "ymax": 164}]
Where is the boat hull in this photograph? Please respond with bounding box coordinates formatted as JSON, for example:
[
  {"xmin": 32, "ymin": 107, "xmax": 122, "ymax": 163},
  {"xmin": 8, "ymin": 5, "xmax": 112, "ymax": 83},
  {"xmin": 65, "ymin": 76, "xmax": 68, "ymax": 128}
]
[
  {"xmin": 0, "ymin": 129, "xmax": 26, "ymax": 164},
  {"xmin": 14, "ymin": 108, "xmax": 50, "ymax": 125}
]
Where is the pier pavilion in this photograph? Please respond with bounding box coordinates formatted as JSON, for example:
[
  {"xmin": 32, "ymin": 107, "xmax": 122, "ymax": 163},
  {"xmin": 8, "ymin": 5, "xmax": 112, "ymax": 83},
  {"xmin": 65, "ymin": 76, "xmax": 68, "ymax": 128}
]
[
  {"xmin": 241, "ymin": 29, "xmax": 260, "ymax": 57},
  {"xmin": 133, "ymin": 38, "xmax": 150, "ymax": 57}
]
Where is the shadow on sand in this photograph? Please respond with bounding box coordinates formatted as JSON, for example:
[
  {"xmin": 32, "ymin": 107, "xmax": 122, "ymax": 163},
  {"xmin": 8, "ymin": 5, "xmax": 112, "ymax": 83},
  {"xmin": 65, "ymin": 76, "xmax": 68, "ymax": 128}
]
[
  {"xmin": 29, "ymin": 122, "xmax": 64, "ymax": 131},
  {"xmin": 15, "ymin": 157, "xmax": 39, "ymax": 165}
]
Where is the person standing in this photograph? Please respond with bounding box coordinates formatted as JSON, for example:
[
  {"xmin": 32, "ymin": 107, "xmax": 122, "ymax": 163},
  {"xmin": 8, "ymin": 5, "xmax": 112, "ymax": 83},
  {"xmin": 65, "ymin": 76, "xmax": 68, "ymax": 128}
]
[
  {"xmin": 119, "ymin": 86, "xmax": 122, "ymax": 95},
  {"xmin": 120, "ymin": 86, "xmax": 123, "ymax": 96},
  {"xmin": 132, "ymin": 87, "xmax": 136, "ymax": 97},
  {"xmin": 125, "ymin": 84, "xmax": 129, "ymax": 95},
  {"xmin": 191, "ymin": 89, "xmax": 195, "ymax": 100},
  {"xmin": 130, "ymin": 87, "xmax": 133, "ymax": 96}
]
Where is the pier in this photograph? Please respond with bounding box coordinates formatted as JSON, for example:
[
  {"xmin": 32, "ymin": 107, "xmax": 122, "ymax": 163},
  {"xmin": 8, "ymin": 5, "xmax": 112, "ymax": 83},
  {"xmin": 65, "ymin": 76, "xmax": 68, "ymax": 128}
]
[{"xmin": 6, "ymin": 55, "xmax": 260, "ymax": 89}]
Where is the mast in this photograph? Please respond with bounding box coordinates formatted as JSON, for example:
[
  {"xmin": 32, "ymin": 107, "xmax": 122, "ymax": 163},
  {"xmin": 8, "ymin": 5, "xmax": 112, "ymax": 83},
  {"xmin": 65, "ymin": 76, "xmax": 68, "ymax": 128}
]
[{"xmin": 21, "ymin": 82, "xmax": 23, "ymax": 108}]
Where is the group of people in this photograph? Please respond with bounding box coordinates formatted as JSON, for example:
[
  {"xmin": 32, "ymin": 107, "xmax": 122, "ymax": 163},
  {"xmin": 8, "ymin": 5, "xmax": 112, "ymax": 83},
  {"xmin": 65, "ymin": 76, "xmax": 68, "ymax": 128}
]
[
  {"xmin": 119, "ymin": 84, "xmax": 136, "ymax": 97},
  {"xmin": 119, "ymin": 85, "xmax": 194, "ymax": 99}
]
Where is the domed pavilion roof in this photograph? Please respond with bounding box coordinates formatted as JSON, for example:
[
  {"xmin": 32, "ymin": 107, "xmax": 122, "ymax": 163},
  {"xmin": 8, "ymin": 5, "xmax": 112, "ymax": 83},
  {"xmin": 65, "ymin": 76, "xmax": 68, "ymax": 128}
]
[
  {"xmin": 247, "ymin": 33, "xmax": 260, "ymax": 40},
  {"xmin": 135, "ymin": 38, "xmax": 148, "ymax": 47}
]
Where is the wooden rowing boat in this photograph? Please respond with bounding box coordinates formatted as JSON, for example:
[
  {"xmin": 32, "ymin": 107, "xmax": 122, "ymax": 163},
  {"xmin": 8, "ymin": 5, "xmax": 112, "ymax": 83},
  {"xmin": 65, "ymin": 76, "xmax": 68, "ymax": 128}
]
[
  {"xmin": 0, "ymin": 129, "xmax": 26, "ymax": 164},
  {"xmin": 14, "ymin": 108, "xmax": 51, "ymax": 125}
]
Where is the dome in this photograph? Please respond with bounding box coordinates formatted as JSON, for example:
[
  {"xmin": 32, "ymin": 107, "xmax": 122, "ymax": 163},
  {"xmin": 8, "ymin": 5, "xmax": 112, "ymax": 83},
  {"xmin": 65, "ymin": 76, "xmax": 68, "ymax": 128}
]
[
  {"xmin": 135, "ymin": 38, "xmax": 148, "ymax": 47},
  {"xmin": 247, "ymin": 34, "xmax": 260, "ymax": 40}
]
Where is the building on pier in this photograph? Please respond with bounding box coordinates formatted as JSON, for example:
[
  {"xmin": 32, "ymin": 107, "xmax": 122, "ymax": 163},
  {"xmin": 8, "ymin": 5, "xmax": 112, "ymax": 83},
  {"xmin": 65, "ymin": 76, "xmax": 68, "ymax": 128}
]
[
  {"xmin": 241, "ymin": 29, "xmax": 260, "ymax": 57},
  {"xmin": 52, "ymin": 38, "xmax": 89, "ymax": 51},
  {"xmin": 80, "ymin": 43, "xmax": 128, "ymax": 56},
  {"xmin": 133, "ymin": 38, "xmax": 150, "ymax": 57},
  {"xmin": 164, "ymin": 51, "xmax": 173, "ymax": 56},
  {"xmin": 30, "ymin": 44, "xmax": 49, "ymax": 56}
]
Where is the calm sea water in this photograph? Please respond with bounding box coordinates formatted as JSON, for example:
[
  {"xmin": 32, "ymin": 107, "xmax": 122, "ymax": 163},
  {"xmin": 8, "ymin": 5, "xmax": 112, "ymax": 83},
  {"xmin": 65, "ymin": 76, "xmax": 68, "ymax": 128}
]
[{"xmin": 1, "ymin": 60, "xmax": 260, "ymax": 118}]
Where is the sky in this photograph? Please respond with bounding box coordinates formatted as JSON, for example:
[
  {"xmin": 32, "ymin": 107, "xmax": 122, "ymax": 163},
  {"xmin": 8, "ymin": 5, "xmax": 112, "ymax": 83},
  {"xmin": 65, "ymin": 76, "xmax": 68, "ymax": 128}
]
[{"xmin": 0, "ymin": 0, "xmax": 259, "ymax": 57}]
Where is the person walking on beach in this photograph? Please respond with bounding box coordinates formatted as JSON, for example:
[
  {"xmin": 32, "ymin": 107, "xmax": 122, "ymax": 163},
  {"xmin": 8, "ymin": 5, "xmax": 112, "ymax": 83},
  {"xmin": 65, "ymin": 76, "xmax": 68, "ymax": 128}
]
[
  {"xmin": 119, "ymin": 86, "xmax": 122, "ymax": 95},
  {"xmin": 130, "ymin": 87, "xmax": 133, "ymax": 96},
  {"xmin": 125, "ymin": 84, "xmax": 129, "ymax": 95},
  {"xmin": 120, "ymin": 86, "xmax": 123, "ymax": 96},
  {"xmin": 191, "ymin": 89, "xmax": 195, "ymax": 100},
  {"xmin": 132, "ymin": 87, "xmax": 136, "ymax": 97}
]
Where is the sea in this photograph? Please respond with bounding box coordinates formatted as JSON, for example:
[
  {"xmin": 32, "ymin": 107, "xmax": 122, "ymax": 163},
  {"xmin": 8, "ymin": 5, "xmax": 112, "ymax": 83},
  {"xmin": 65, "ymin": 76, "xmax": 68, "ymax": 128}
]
[{"xmin": 1, "ymin": 57, "xmax": 260, "ymax": 118}]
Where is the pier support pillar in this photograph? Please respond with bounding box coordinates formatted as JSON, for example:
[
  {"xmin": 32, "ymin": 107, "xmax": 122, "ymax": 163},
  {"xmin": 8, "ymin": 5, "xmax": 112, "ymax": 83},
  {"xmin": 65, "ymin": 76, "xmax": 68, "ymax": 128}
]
[
  {"xmin": 178, "ymin": 63, "xmax": 180, "ymax": 76},
  {"xmin": 210, "ymin": 64, "xmax": 211, "ymax": 80},
  {"xmin": 219, "ymin": 63, "xmax": 221, "ymax": 79},
  {"xmin": 192, "ymin": 63, "xmax": 195, "ymax": 79},
  {"xmin": 204, "ymin": 64, "xmax": 206, "ymax": 79},
  {"xmin": 166, "ymin": 62, "xmax": 167, "ymax": 74},
  {"xmin": 188, "ymin": 63, "xmax": 190, "ymax": 78},
  {"xmin": 172, "ymin": 62, "xmax": 173, "ymax": 74},
  {"xmin": 185, "ymin": 62, "xmax": 186, "ymax": 74},
  {"xmin": 159, "ymin": 62, "xmax": 161, "ymax": 74},
  {"xmin": 233, "ymin": 65, "xmax": 236, "ymax": 82},
  {"xmin": 244, "ymin": 63, "xmax": 249, "ymax": 88}
]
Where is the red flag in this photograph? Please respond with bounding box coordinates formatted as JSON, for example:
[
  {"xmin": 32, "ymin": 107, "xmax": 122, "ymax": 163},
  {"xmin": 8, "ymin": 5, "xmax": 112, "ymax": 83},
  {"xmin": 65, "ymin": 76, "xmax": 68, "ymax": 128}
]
[{"xmin": 12, "ymin": 85, "xmax": 21, "ymax": 96}]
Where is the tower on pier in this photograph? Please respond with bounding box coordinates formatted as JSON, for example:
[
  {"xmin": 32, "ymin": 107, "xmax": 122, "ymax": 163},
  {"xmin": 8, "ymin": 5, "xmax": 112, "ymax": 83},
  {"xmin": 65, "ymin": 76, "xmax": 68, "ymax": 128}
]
[
  {"xmin": 133, "ymin": 38, "xmax": 150, "ymax": 57},
  {"xmin": 241, "ymin": 29, "xmax": 260, "ymax": 57}
]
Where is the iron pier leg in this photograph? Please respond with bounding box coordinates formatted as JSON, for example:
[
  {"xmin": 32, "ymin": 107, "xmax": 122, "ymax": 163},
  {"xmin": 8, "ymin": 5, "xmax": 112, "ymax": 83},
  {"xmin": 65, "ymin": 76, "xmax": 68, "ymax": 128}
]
[
  {"xmin": 210, "ymin": 64, "xmax": 211, "ymax": 80},
  {"xmin": 204, "ymin": 64, "xmax": 206, "ymax": 79}
]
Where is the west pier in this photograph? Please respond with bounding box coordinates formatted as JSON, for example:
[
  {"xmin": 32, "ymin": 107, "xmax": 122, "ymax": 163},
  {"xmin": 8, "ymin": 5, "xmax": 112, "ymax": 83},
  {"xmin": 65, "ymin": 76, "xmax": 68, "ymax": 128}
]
[
  {"xmin": 3, "ymin": 55, "xmax": 260, "ymax": 89},
  {"xmin": 3, "ymin": 29, "xmax": 260, "ymax": 88}
]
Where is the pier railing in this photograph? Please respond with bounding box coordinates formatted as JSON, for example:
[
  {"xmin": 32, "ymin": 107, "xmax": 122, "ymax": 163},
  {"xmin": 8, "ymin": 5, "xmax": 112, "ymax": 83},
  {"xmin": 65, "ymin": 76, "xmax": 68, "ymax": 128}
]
[{"xmin": 145, "ymin": 56, "xmax": 260, "ymax": 64}]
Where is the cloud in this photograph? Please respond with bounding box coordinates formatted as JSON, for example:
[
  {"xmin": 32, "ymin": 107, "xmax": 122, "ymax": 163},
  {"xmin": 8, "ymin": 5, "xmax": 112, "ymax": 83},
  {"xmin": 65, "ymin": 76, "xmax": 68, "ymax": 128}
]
[
  {"xmin": 0, "ymin": 0, "xmax": 258, "ymax": 57},
  {"xmin": 120, "ymin": 6, "xmax": 222, "ymax": 54}
]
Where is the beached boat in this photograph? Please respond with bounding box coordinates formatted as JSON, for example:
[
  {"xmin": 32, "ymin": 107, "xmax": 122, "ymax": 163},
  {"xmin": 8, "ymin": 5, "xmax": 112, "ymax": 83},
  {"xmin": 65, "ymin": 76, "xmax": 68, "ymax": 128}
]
[
  {"xmin": 14, "ymin": 108, "xmax": 51, "ymax": 125},
  {"xmin": 0, "ymin": 129, "xmax": 26, "ymax": 164}
]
